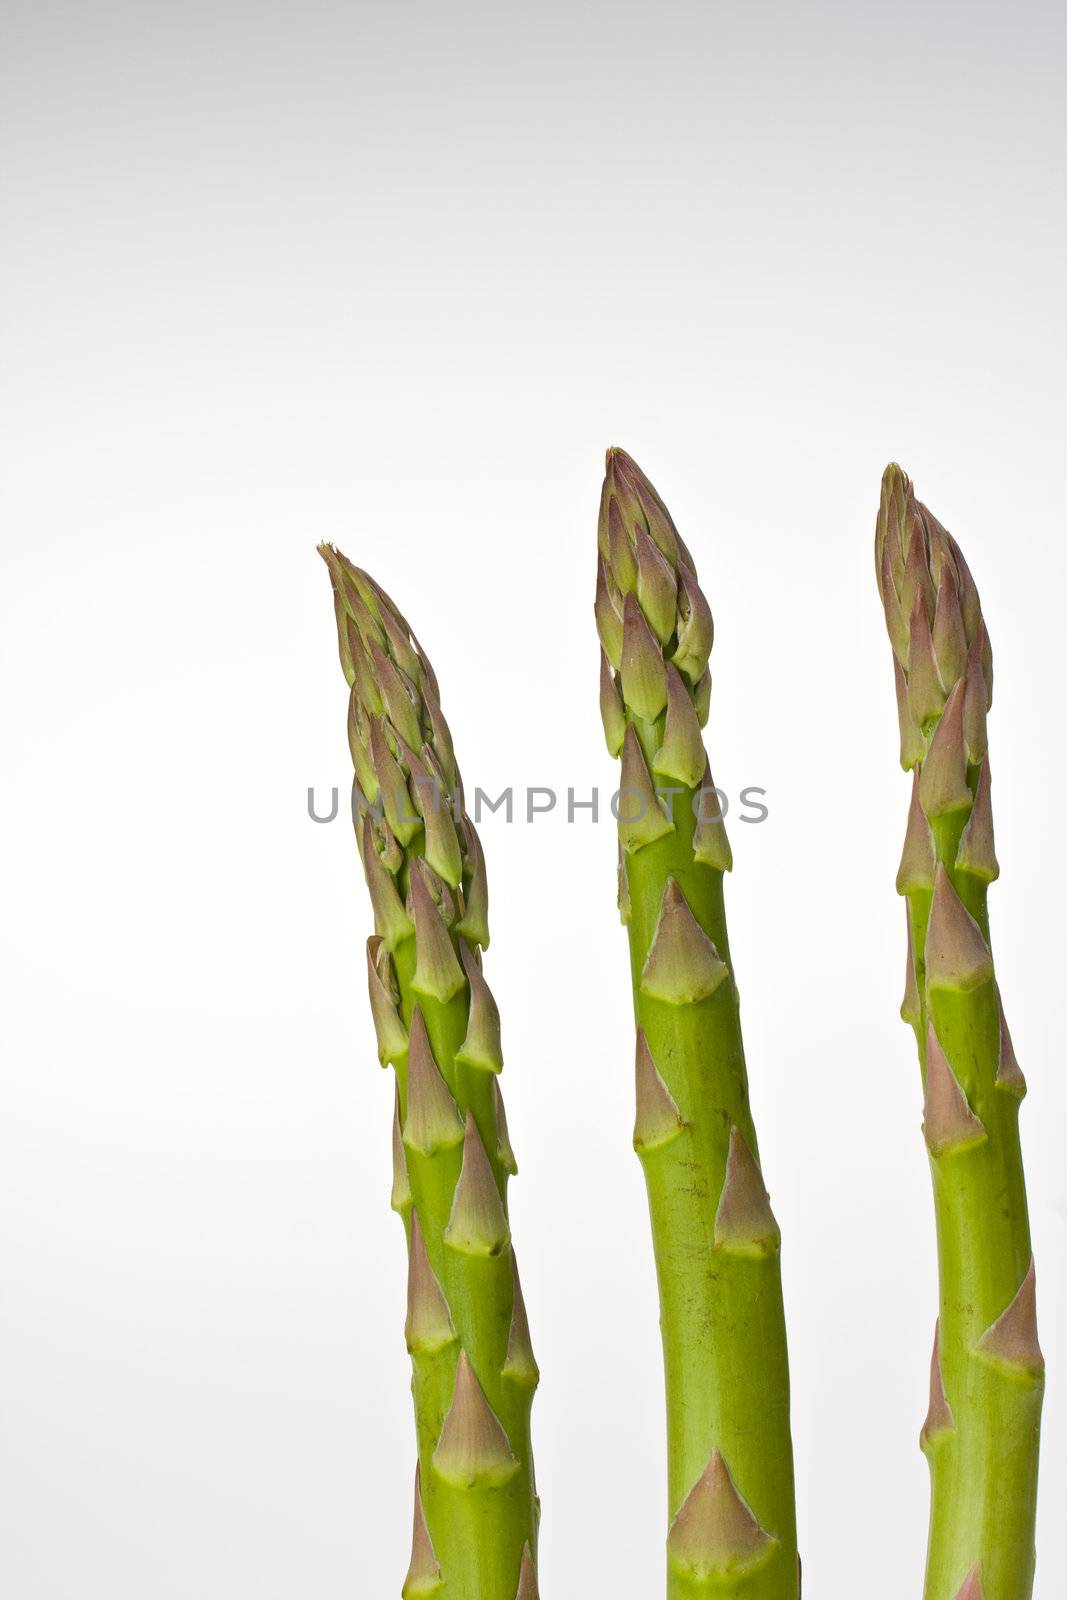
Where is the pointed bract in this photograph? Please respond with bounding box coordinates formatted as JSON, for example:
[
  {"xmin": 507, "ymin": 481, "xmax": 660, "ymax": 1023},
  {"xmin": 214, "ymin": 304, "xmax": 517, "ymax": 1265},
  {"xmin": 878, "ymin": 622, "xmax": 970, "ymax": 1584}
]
[
  {"xmin": 635, "ymin": 523, "xmax": 678, "ymax": 644},
  {"xmin": 371, "ymin": 717, "xmax": 421, "ymax": 846},
  {"xmin": 952, "ymin": 1568, "xmax": 985, "ymax": 1600},
  {"xmin": 901, "ymin": 913, "xmax": 922, "ymax": 1025},
  {"xmin": 932, "ymin": 562, "xmax": 968, "ymax": 689},
  {"xmin": 617, "ymin": 846, "xmax": 632, "ymax": 925},
  {"xmin": 432, "ymin": 1352, "xmax": 519, "ymax": 1488},
  {"xmin": 923, "ymin": 1023, "xmax": 986, "ymax": 1156},
  {"xmin": 633, "ymin": 1029, "xmax": 685, "ymax": 1152},
  {"xmin": 410, "ymin": 865, "xmax": 466, "ymax": 1003},
  {"xmin": 455, "ymin": 942, "xmax": 503, "ymax": 1073},
  {"xmin": 502, "ymin": 1256, "xmax": 540, "ymax": 1388},
  {"xmin": 617, "ymin": 724, "xmax": 675, "ymax": 852},
  {"xmin": 455, "ymin": 817, "xmax": 490, "ymax": 949},
  {"xmin": 692, "ymin": 666, "xmax": 712, "ymax": 727},
  {"xmin": 974, "ymin": 1260, "xmax": 1043, "ymax": 1376},
  {"xmin": 693, "ymin": 764, "xmax": 733, "ymax": 871},
  {"xmin": 444, "ymin": 1113, "xmax": 511, "ymax": 1256},
  {"xmin": 956, "ymin": 758, "xmax": 999, "ymax": 882},
  {"xmin": 667, "ymin": 1450, "xmax": 777, "ymax": 1583},
  {"xmin": 995, "ymin": 993, "xmax": 1026, "ymax": 1096},
  {"xmin": 908, "ymin": 589, "xmax": 946, "ymax": 727},
  {"xmin": 653, "ymin": 663, "xmax": 707, "ymax": 789},
  {"xmin": 962, "ymin": 634, "xmax": 990, "ymax": 762},
  {"xmin": 362, "ymin": 815, "xmax": 414, "ymax": 949},
  {"xmin": 714, "ymin": 1128, "xmax": 780, "ymax": 1255},
  {"xmin": 401, "ymin": 1465, "xmax": 443, "ymax": 1599},
  {"xmin": 607, "ymin": 498, "xmax": 638, "ymax": 596},
  {"xmin": 366, "ymin": 936, "xmax": 409, "ymax": 1066},
  {"xmin": 513, "ymin": 1544, "xmax": 539, "ymax": 1600},
  {"xmin": 924, "ymin": 866, "xmax": 994, "ymax": 992},
  {"xmin": 920, "ymin": 1320, "xmax": 956, "ymax": 1450},
  {"xmin": 894, "ymin": 657, "xmax": 925, "ymax": 770},
  {"xmin": 640, "ymin": 878, "xmax": 729, "ymax": 1004},
  {"xmin": 494, "ymin": 1079, "xmax": 518, "ymax": 1176},
  {"xmin": 422, "ymin": 680, "xmax": 456, "ymax": 792},
  {"xmin": 416, "ymin": 771, "xmax": 464, "ymax": 889},
  {"xmin": 372, "ymin": 640, "xmax": 424, "ymax": 752},
  {"xmin": 880, "ymin": 543, "xmax": 910, "ymax": 664},
  {"xmin": 378, "ymin": 592, "xmax": 423, "ymax": 686},
  {"xmin": 672, "ymin": 563, "xmax": 714, "ymax": 682},
  {"xmin": 391, "ymin": 1084, "xmax": 414, "ymax": 1216},
  {"xmin": 349, "ymin": 704, "xmax": 382, "ymax": 812},
  {"xmin": 897, "ymin": 771, "xmax": 936, "ymax": 894},
  {"xmin": 404, "ymin": 1009, "xmax": 464, "ymax": 1156},
  {"xmin": 902, "ymin": 517, "xmax": 935, "ymax": 624},
  {"xmin": 405, "ymin": 1213, "xmax": 457, "ymax": 1354},
  {"xmin": 919, "ymin": 678, "xmax": 972, "ymax": 818},
  {"xmin": 595, "ymin": 556, "xmax": 624, "ymax": 668},
  {"xmin": 599, "ymin": 651, "xmax": 627, "ymax": 757},
  {"xmin": 620, "ymin": 592, "xmax": 668, "ymax": 721}
]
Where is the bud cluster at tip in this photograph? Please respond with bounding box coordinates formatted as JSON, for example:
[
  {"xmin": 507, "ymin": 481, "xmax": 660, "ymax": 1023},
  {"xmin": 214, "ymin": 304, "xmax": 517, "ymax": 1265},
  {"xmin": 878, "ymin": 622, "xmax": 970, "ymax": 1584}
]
[
  {"xmin": 875, "ymin": 464, "xmax": 993, "ymax": 773},
  {"xmin": 881, "ymin": 473, "xmax": 1006, "ymax": 1046},
  {"xmin": 596, "ymin": 448, "xmax": 713, "ymax": 725},
  {"xmin": 596, "ymin": 450, "xmax": 733, "ymax": 879},
  {"xmin": 319, "ymin": 544, "xmax": 488, "ymax": 937}
]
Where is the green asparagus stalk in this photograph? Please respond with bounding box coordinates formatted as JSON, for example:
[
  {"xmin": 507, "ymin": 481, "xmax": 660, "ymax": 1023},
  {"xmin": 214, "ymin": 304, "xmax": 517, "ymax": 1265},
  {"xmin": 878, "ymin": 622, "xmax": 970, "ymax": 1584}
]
[
  {"xmin": 319, "ymin": 548, "xmax": 540, "ymax": 1600},
  {"xmin": 595, "ymin": 450, "xmax": 798, "ymax": 1599},
  {"xmin": 875, "ymin": 466, "xmax": 1043, "ymax": 1600}
]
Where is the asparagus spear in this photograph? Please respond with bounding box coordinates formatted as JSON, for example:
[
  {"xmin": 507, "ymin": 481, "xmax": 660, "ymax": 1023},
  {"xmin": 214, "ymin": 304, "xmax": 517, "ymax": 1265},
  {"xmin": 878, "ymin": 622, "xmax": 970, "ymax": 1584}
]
[
  {"xmin": 595, "ymin": 450, "xmax": 799, "ymax": 1599},
  {"xmin": 319, "ymin": 548, "xmax": 540, "ymax": 1600},
  {"xmin": 875, "ymin": 466, "xmax": 1043, "ymax": 1600}
]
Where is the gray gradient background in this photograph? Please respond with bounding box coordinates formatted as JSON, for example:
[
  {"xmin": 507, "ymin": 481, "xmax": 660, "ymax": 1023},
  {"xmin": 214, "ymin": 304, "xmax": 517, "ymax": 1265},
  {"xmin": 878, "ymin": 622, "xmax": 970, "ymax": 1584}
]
[{"xmin": 2, "ymin": 2, "xmax": 1065, "ymax": 1595}]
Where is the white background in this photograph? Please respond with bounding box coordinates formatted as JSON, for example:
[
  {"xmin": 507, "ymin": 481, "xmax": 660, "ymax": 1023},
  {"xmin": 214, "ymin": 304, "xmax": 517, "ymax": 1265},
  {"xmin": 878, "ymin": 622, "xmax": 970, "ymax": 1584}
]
[{"xmin": 2, "ymin": 2, "xmax": 1065, "ymax": 1595}]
